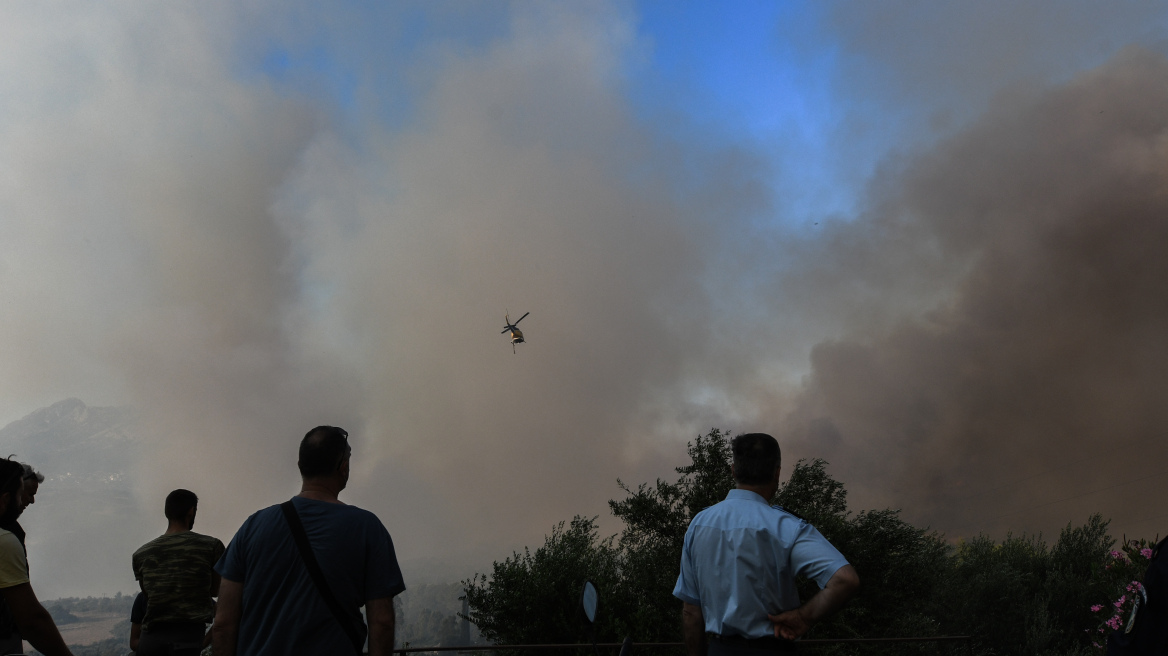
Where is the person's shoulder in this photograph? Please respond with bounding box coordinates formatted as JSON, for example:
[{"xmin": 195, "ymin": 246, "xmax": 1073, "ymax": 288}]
[
  {"xmin": 290, "ymin": 498, "xmax": 390, "ymax": 534},
  {"xmin": 295, "ymin": 497, "xmax": 380, "ymax": 519},
  {"xmin": 187, "ymin": 530, "xmax": 220, "ymax": 541},
  {"xmin": 770, "ymin": 505, "xmax": 807, "ymax": 522},
  {"xmin": 338, "ymin": 502, "xmax": 378, "ymax": 517},
  {"xmin": 187, "ymin": 531, "xmax": 227, "ymax": 549},
  {"xmin": 242, "ymin": 502, "xmax": 285, "ymax": 524},
  {"xmin": 336, "ymin": 504, "xmax": 396, "ymax": 541},
  {"xmin": 0, "ymin": 530, "xmax": 27, "ymax": 585},
  {"xmin": 225, "ymin": 503, "xmax": 285, "ymax": 541},
  {"xmin": 689, "ymin": 499, "xmax": 732, "ymax": 525},
  {"xmin": 767, "ymin": 505, "xmax": 819, "ymax": 538},
  {"xmin": 691, "ymin": 504, "xmax": 717, "ymax": 520},
  {"xmin": 336, "ymin": 503, "xmax": 389, "ymax": 527},
  {"xmin": 133, "ymin": 535, "xmax": 166, "ymax": 558},
  {"xmin": 0, "ymin": 529, "xmax": 27, "ymax": 573},
  {"xmin": 0, "ymin": 529, "xmax": 19, "ymax": 552}
]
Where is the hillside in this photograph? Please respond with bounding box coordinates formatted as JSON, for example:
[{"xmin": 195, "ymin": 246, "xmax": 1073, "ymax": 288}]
[{"xmin": 0, "ymin": 399, "xmax": 154, "ymax": 598}]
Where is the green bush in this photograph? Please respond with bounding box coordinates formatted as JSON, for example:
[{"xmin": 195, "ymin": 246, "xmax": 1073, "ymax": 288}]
[{"xmin": 466, "ymin": 429, "xmax": 1144, "ymax": 656}]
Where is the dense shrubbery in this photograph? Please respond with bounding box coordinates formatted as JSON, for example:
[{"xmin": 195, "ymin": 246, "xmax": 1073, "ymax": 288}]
[
  {"xmin": 41, "ymin": 593, "xmax": 136, "ymax": 616},
  {"xmin": 464, "ymin": 429, "xmax": 1152, "ymax": 655},
  {"xmin": 27, "ymin": 594, "xmax": 134, "ymax": 656},
  {"xmin": 43, "ymin": 604, "xmax": 80, "ymax": 625}
]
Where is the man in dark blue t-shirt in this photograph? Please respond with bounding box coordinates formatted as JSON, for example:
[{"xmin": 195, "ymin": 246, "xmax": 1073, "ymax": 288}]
[{"xmin": 213, "ymin": 426, "xmax": 405, "ymax": 656}]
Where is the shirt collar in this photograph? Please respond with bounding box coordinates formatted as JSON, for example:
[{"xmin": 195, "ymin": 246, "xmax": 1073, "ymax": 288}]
[{"xmin": 726, "ymin": 489, "xmax": 770, "ymax": 504}]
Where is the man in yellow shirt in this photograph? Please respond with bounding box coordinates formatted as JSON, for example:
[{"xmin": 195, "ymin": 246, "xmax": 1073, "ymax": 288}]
[
  {"xmin": 0, "ymin": 457, "xmax": 73, "ymax": 656},
  {"xmin": 0, "ymin": 463, "xmax": 43, "ymax": 652}
]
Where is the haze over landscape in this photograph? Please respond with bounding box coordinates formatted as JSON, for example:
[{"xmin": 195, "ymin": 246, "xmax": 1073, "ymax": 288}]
[{"xmin": 1, "ymin": 2, "xmax": 1167, "ymax": 600}]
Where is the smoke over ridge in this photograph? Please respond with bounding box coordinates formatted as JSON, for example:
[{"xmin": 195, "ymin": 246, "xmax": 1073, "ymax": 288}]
[
  {"xmin": 0, "ymin": 2, "xmax": 1164, "ymax": 596},
  {"xmin": 779, "ymin": 48, "xmax": 1168, "ymax": 537}
]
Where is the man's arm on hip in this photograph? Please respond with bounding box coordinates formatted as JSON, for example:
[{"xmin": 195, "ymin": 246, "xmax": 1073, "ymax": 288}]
[
  {"xmin": 681, "ymin": 602, "xmax": 707, "ymax": 656},
  {"xmin": 768, "ymin": 564, "xmax": 859, "ymax": 641},
  {"xmin": 213, "ymin": 578, "xmax": 244, "ymax": 656},
  {"xmin": 1, "ymin": 583, "xmax": 73, "ymax": 656},
  {"xmin": 367, "ymin": 596, "xmax": 396, "ymax": 656}
]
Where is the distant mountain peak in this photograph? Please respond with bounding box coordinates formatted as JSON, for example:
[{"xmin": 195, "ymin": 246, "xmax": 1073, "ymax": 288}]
[
  {"xmin": 33, "ymin": 398, "xmax": 90, "ymax": 425},
  {"xmin": 0, "ymin": 399, "xmax": 137, "ymax": 469},
  {"xmin": 0, "ymin": 400, "xmax": 145, "ymax": 600}
]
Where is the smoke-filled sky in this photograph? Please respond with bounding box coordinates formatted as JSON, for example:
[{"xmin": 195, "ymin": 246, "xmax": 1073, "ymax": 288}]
[{"xmin": 2, "ymin": 1, "xmax": 1167, "ymax": 595}]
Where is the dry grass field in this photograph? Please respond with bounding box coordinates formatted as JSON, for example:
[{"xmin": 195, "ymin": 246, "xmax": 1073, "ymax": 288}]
[{"xmin": 22, "ymin": 609, "xmax": 126, "ymax": 652}]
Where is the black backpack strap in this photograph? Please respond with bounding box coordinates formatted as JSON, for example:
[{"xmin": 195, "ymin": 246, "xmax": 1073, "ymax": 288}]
[{"xmin": 280, "ymin": 500, "xmax": 364, "ymax": 655}]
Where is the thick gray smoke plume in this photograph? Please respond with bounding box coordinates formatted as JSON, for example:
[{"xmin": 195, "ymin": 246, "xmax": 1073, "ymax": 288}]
[
  {"xmin": 779, "ymin": 49, "xmax": 1168, "ymax": 539},
  {"xmin": 0, "ymin": 3, "xmax": 369, "ymax": 596},
  {"xmin": 0, "ymin": 2, "xmax": 751, "ymax": 593},
  {"xmin": 1, "ymin": 2, "xmax": 1166, "ymax": 598}
]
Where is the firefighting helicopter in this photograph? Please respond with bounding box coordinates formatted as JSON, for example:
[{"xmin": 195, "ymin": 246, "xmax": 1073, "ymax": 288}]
[{"xmin": 501, "ymin": 311, "xmax": 529, "ymax": 354}]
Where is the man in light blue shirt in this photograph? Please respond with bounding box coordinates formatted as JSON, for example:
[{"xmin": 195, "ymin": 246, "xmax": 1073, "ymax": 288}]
[{"xmin": 673, "ymin": 433, "xmax": 859, "ymax": 656}]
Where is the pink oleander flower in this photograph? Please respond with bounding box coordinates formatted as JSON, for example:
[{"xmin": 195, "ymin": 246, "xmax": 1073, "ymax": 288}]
[
  {"xmin": 1107, "ymin": 616, "xmax": 1122, "ymax": 630},
  {"xmin": 1091, "ymin": 604, "xmax": 1103, "ymax": 612},
  {"xmin": 1110, "ymin": 550, "xmax": 1125, "ymax": 559},
  {"xmin": 1142, "ymin": 547, "xmax": 1153, "ymax": 559},
  {"xmin": 1115, "ymin": 595, "xmax": 1127, "ymax": 608}
]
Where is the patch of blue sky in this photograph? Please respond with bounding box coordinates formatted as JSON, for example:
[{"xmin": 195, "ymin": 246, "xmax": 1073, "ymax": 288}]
[
  {"xmin": 630, "ymin": 0, "xmax": 863, "ymax": 228},
  {"xmin": 229, "ymin": 2, "xmax": 883, "ymax": 229},
  {"xmin": 232, "ymin": 3, "xmax": 513, "ymax": 144},
  {"xmin": 259, "ymin": 44, "xmax": 360, "ymax": 111}
]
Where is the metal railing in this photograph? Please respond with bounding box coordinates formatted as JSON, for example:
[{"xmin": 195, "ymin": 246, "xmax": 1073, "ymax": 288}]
[{"xmin": 391, "ymin": 636, "xmax": 973, "ymax": 654}]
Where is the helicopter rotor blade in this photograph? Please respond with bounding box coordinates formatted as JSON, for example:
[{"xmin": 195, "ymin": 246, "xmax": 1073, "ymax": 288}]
[
  {"xmin": 501, "ymin": 328, "xmax": 511, "ymax": 334},
  {"xmin": 515, "ymin": 312, "xmax": 529, "ymax": 324}
]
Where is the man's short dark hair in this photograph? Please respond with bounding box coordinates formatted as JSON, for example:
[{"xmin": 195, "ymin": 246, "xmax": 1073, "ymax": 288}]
[
  {"xmin": 299, "ymin": 426, "xmax": 351, "ymax": 478},
  {"xmin": 164, "ymin": 489, "xmax": 199, "ymax": 521},
  {"xmin": 731, "ymin": 433, "xmax": 781, "ymax": 485},
  {"xmin": 0, "ymin": 458, "xmax": 24, "ymax": 498}
]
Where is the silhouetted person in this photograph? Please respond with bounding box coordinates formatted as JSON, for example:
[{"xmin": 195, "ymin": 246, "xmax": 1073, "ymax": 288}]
[
  {"xmin": 129, "ymin": 591, "xmax": 146, "ymax": 654},
  {"xmin": 132, "ymin": 490, "xmax": 224, "ymax": 656},
  {"xmin": 18, "ymin": 467, "xmax": 41, "ymax": 516},
  {"xmin": 214, "ymin": 426, "xmax": 404, "ymax": 656},
  {"xmin": 0, "ymin": 457, "xmax": 73, "ymax": 656},
  {"xmin": 674, "ymin": 433, "xmax": 859, "ymax": 656},
  {"xmin": 0, "ymin": 463, "xmax": 45, "ymax": 653}
]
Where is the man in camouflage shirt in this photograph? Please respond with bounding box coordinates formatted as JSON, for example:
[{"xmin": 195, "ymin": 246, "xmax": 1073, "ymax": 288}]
[{"xmin": 132, "ymin": 489, "xmax": 224, "ymax": 656}]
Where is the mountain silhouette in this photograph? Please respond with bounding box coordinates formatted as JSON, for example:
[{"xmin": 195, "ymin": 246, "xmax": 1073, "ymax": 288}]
[{"xmin": 0, "ymin": 399, "xmax": 151, "ymax": 598}]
